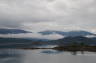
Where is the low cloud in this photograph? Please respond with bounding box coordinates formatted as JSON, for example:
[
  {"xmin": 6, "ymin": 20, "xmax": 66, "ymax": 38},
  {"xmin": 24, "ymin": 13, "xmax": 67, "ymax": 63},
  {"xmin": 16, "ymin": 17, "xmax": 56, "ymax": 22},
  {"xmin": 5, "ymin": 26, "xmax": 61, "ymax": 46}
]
[{"xmin": 0, "ymin": 33, "xmax": 64, "ymax": 40}]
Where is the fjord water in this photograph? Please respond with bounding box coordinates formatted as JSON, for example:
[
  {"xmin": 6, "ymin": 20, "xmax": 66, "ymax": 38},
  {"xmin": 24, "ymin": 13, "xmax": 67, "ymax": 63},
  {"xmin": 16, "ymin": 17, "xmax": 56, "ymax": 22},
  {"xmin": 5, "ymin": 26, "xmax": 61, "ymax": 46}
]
[{"xmin": 0, "ymin": 49, "xmax": 96, "ymax": 63}]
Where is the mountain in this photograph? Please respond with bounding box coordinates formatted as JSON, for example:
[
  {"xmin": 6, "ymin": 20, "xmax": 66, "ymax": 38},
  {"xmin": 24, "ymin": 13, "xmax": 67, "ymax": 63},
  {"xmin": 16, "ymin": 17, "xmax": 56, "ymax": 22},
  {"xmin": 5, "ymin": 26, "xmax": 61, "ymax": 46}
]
[
  {"xmin": 0, "ymin": 37, "xmax": 32, "ymax": 48},
  {"xmin": 26, "ymin": 36, "xmax": 96, "ymax": 46},
  {"xmin": 26, "ymin": 38, "xmax": 50, "ymax": 41},
  {"xmin": 90, "ymin": 37, "xmax": 96, "ymax": 41},
  {"xmin": 53, "ymin": 36, "xmax": 96, "ymax": 46},
  {"xmin": 0, "ymin": 37, "xmax": 47, "ymax": 48},
  {"xmin": 0, "ymin": 29, "xmax": 31, "ymax": 34},
  {"xmin": 0, "ymin": 36, "xmax": 96, "ymax": 48},
  {"xmin": 39, "ymin": 30, "xmax": 95, "ymax": 37}
]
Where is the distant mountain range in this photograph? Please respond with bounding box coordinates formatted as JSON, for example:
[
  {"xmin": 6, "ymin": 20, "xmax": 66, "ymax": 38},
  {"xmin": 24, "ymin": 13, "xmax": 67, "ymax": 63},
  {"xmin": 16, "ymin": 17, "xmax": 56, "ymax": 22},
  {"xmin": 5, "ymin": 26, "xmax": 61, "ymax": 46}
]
[
  {"xmin": 39, "ymin": 30, "xmax": 96, "ymax": 37},
  {"xmin": 0, "ymin": 29, "xmax": 96, "ymax": 48},
  {"xmin": 0, "ymin": 37, "xmax": 34, "ymax": 48},
  {"xmin": 0, "ymin": 36, "xmax": 96, "ymax": 48},
  {"xmin": 0, "ymin": 37, "xmax": 48, "ymax": 48},
  {"xmin": 52, "ymin": 36, "xmax": 96, "ymax": 46},
  {"xmin": 0, "ymin": 29, "xmax": 95, "ymax": 37},
  {"xmin": 0, "ymin": 29, "xmax": 31, "ymax": 34}
]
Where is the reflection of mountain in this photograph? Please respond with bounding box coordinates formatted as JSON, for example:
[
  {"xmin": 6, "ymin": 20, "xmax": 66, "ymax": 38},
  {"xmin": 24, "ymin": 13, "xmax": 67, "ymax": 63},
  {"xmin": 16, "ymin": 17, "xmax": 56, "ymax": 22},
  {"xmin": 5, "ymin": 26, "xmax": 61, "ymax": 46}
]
[
  {"xmin": 39, "ymin": 30, "xmax": 95, "ymax": 37},
  {"xmin": 0, "ymin": 29, "xmax": 31, "ymax": 34}
]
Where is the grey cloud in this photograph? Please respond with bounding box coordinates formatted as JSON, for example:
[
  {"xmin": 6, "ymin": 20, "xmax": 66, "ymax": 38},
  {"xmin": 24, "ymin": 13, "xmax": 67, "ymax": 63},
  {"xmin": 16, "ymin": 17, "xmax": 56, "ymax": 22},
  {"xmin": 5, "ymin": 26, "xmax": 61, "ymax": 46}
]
[
  {"xmin": 0, "ymin": 0, "xmax": 95, "ymax": 33},
  {"xmin": 0, "ymin": 33, "xmax": 64, "ymax": 40}
]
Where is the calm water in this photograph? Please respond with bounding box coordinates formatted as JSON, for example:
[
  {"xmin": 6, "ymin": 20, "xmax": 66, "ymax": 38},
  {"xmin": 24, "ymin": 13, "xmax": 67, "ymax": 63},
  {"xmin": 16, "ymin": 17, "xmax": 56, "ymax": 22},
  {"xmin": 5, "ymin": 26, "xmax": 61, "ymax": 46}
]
[{"xmin": 0, "ymin": 49, "xmax": 96, "ymax": 63}]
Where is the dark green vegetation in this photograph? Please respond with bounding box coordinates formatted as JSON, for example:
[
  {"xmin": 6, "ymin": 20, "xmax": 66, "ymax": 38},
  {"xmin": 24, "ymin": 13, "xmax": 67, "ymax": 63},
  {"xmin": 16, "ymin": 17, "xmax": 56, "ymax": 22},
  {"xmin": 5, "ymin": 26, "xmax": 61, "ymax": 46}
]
[
  {"xmin": 52, "ymin": 36, "xmax": 96, "ymax": 52},
  {"xmin": 53, "ymin": 45, "xmax": 96, "ymax": 52}
]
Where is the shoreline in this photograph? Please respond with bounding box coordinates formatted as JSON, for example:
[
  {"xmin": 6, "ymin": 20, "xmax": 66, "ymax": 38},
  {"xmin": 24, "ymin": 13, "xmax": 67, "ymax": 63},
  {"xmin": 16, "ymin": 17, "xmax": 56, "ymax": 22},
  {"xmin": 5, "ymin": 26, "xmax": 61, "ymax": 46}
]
[{"xmin": 0, "ymin": 46, "xmax": 96, "ymax": 52}]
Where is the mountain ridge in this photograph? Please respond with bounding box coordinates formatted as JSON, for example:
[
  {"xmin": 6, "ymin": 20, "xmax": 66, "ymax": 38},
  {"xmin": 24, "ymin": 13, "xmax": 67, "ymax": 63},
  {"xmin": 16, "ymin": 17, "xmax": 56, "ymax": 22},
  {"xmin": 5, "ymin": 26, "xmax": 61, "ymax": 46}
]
[
  {"xmin": 0, "ymin": 28, "xmax": 32, "ymax": 34},
  {"xmin": 0, "ymin": 36, "xmax": 96, "ymax": 48},
  {"xmin": 39, "ymin": 30, "xmax": 96, "ymax": 37}
]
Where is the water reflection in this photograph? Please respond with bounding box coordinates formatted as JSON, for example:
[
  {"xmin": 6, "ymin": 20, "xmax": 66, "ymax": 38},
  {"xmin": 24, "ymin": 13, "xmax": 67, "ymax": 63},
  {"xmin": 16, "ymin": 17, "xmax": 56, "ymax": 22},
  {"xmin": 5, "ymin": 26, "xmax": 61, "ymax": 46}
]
[
  {"xmin": 41, "ymin": 49, "xmax": 63, "ymax": 54},
  {"xmin": 0, "ymin": 49, "xmax": 24, "ymax": 63},
  {"xmin": 41, "ymin": 49, "xmax": 85, "ymax": 55},
  {"xmin": 0, "ymin": 49, "xmax": 96, "ymax": 63},
  {"xmin": 70, "ymin": 51, "xmax": 84, "ymax": 55}
]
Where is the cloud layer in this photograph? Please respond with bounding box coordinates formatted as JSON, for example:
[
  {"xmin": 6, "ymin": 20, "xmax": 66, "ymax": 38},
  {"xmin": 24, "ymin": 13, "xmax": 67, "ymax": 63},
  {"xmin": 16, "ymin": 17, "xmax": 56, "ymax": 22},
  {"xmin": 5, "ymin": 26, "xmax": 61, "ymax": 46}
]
[
  {"xmin": 0, "ymin": 33, "xmax": 64, "ymax": 40},
  {"xmin": 0, "ymin": 0, "xmax": 96, "ymax": 39}
]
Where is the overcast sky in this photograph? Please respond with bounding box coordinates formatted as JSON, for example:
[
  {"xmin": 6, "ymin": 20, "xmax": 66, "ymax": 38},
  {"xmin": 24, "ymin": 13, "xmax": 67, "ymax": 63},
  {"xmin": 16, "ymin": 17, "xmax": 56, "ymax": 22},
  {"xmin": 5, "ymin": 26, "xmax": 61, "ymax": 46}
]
[{"xmin": 0, "ymin": 0, "xmax": 96, "ymax": 39}]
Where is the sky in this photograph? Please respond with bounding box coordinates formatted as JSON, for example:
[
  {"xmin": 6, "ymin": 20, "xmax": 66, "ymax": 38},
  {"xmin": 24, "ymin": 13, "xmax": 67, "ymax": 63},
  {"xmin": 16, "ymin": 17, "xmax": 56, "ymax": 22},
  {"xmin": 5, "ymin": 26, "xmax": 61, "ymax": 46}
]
[{"xmin": 0, "ymin": 0, "xmax": 96, "ymax": 39}]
